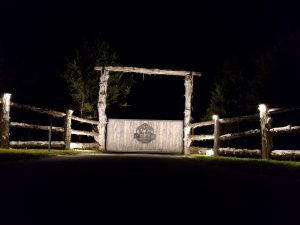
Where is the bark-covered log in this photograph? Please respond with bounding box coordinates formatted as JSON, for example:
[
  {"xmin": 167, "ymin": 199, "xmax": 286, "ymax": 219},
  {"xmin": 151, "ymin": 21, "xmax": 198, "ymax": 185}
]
[
  {"xmin": 71, "ymin": 115, "xmax": 99, "ymax": 125},
  {"xmin": 184, "ymin": 75, "xmax": 193, "ymax": 154},
  {"xmin": 259, "ymin": 104, "xmax": 273, "ymax": 159},
  {"xmin": 213, "ymin": 116, "xmax": 221, "ymax": 155},
  {"xmin": 95, "ymin": 66, "xmax": 202, "ymax": 77},
  {"xmin": 71, "ymin": 129, "xmax": 97, "ymax": 137},
  {"xmin": 64, "ymin": 110, "xmax": 73, "ymax": 149},
  {"xmin": 70, "ymin": 142, "xmax": 99, "ymax": 149},
  {"xmin": 0, "ymin": 93, "xmax": 11, "ymax": 148},
  {"xmin": 270, "ymin": 125, "xmax": 300, "ymax": 134},
  {"xmin": 97, "ymin": 69, "xmax": 109, "ymax": 151},
  {"xmin": 10, "ymin": 122, "xmax": 64, "ymax": 132},
  {"xmin": 189, "ymin": 114, "xmax": 259, "ymax": 129},
  {"xmin": 271, "ymin": 150, "xmax": 300, "ymax": 159},
  {"xmin": 268, "ymin": 107, "xmax": 300, "ymax": 115},
  {"xmin": 189, "ymin": 135, "xmax": 214, "ymax": 141},
  {"xmin": 11, "ymin": 102, "xmax": 66, "ymax": 118},
  {"xmin": 219, "ymin": 148, "xmax": 261, "ymax": 156},
  {"xmin": 190, "ymin": 121, "xmax": 214, "ymax": 129},
  {"xmin": 220, "ymin": 129, "xmax": 260, "ymax": 141},
  {"xmin": 188, "ymin": 146, "xmax": 211, "ymax": 155},
  {"xmin": 9, "ymin": 141, "xmax": 65, "ymax": 148},
  {"xmin": 219, "ymin": 114, "xmax": 259, "ymax": 124}
]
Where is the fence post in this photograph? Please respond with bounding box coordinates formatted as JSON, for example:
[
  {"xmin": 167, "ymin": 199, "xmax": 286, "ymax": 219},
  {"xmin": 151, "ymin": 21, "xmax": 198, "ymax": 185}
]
[
  {"xmin": 64, "ymin": 109, "xmax": 73, "ymax": 150},
  {"xmin": 0, "ymin": 93, "xmax": 11, "ymax": 148},
  {"xmin": 258, "ymin": 104, "xmax": 272, "ymax": 159},
  {"xmin": 212, "ymin": 115, "xmax": 221, "ymax": 156}
]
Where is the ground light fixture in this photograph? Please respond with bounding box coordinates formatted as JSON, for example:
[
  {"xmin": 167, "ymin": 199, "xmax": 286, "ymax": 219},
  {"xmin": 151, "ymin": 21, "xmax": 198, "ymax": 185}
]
[{"xmin": 258, "ymin": 104, "xmax": 267, "ymax": 118}]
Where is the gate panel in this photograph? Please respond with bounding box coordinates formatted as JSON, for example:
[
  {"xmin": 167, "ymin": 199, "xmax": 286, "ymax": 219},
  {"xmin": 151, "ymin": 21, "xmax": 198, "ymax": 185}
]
[{"xmin": 106, "ymin": 119, "xmax": 183, "ymax": 153}]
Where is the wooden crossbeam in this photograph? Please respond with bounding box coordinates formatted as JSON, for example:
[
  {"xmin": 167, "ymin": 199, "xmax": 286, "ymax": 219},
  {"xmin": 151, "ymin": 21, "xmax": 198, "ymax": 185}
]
[{"xmin": 94, "ymin": 66, "xmax": 202, "ymax": 77}]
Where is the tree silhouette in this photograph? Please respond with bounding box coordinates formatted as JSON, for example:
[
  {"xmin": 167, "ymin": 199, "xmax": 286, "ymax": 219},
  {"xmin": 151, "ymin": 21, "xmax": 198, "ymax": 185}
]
[{"xmin": 62, "ymin": 39, "xmax": 134, "ymax": 119}]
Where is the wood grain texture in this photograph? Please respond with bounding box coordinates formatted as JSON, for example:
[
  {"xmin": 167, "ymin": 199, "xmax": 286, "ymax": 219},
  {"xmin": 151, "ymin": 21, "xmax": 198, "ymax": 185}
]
[
  {"xmin": 0, "ymin": 93, "xmax": 11, "ymax": 148},
  {"xmin": 220, "ymin": 129, "xmax": 260, "ymax": 141},
  {"xmin": 219, "ymin": 114, "xmax": 259, "ymax": 124},
  {"xmin": 95, "ymin": 66, "xmax": 201, "ymax": 77},
  {"xmin": 97, "ymin": 70, "xmax": 109, "ymax": 151},
  {"xmin": 70, "ymin": 142, "xmax": 99, "ymax": 149},
  {"xmin": 183, "ymin": 75, "xmax": 193, "ymax": 154},
  {"xmin": 11, "ymin": 102, "xmax": 66, "ymax": 118},
  {"xmin": 71, "ymin": 115, "xmax": 99, "ymax": 125},
  {"xmin": 10, "ymin": 141, "xmax": 65, "ymax": 148},
  {"xmin": 10, "ymin": 122, "xmax": 64, "ymax": 132},
  {"xmin": 271, "ymin": 150, "xmax": 300, "ymax": 158},
  {"xmin": 270, "ymin": 125, "xmax": 300, "ymax": 134},
  {"xmin": 71, "ymin": 129, "xmax": 97, "ymax": 137},
  {"xmin": 64, "ymin": 110, "xmax": 73, "ymax": 149},
  {"xmin": 106, "ymin": 119, "xmax": 183, "ymax": 153},
  {"xmin": 219, "ymin": 148, "xmax": 261, "ymax": 156}
]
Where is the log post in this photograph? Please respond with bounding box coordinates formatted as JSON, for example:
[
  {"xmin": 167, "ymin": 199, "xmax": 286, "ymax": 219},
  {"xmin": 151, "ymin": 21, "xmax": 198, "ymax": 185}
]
[
  {"xmin": 64, "ymin": 109, "xmax": 73, "ymax": 149},
  {"xmin": 213, "ymin": 115, "xmax": 221, "ymax": 156},
  {"xmin": 0, "ymin": 93, "xmax": 11, "ymax": 148},
  {"xmin": 97, "ymin": 69, "xmax": 110, "ymax": 151},
  {"xmin": 184, "ymin": 74, "xmax": 193, "ymax": 154},
  {"xmin": 258, "ymin": 104, "xmax": 273, "ymax": 159}
]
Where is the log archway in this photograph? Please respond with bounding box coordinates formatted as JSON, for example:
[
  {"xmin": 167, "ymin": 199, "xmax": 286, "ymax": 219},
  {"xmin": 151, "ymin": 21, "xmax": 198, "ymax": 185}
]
[{"xmin": 94, "ymin": 66, "xmax": 201, "ymax": 154}]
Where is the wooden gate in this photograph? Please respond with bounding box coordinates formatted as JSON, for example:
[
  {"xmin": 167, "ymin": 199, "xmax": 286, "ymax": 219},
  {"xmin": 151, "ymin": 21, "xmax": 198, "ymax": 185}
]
[{"xmin": 106, "ymin": 119, "xmax": 183, "ymax": 154}]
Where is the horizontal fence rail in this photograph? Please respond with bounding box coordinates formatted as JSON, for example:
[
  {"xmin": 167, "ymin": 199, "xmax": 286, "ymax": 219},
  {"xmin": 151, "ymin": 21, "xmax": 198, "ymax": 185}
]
[
  {"xmin": 189, "ymin": 135, "xmax": 214, "ymax": 141},
  {"xmin": 11, "ymin": 102, "xmax": 66, "ymax": 118},
  {"xmin": 71, "ymin": 129, "xmax": 97, "ymax": 137},
  {"xmin": 10, "ymin": 141, "xmax": 66, "ymax": 148},
  {"xmin": 190, "ymin": 121, "xmax": 214, "ymax": 129},
  {"xmin": 270, "ymin": 125, "xmax": 300, "ymax": 134},
  {"xmin": 3, "ymin": 92, "xmax": 300, "ymax": 158},
  {"xmin": 71, "ymin": 115, "xmax": 99, "ymax": 125},
  {"xmin": 219, "ymin": 113, "xmax": 259, "ymax": 124},
  {"xmin": 10, "ymin": 122, "xmax": 65, "ymax": 133},
  {"xmin": 0, "ymin": 93, "xmax": 99, "ymax": 150},
  {"xmin": 269, "ymin": 107, "xmax": 300, "ymax": 115},
  {"xmin": 189, "ymin": 104, "xmax": 300, "ymax": 159},
  {"xmin": 219, "ymin": 129, "xmax": 260, "ymax": 141}
]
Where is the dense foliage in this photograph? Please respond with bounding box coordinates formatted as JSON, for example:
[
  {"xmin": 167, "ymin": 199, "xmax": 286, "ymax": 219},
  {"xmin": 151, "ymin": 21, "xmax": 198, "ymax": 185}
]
[{"xmin": 62, "ymin": 39, "xmax": 134, "ymax": 119}]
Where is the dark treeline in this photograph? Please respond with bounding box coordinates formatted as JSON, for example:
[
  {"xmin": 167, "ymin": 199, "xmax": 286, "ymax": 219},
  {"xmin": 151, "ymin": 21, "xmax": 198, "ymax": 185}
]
[{"xmin": 0, "ymin": 0, "xmax": 299, "ymax": 120}]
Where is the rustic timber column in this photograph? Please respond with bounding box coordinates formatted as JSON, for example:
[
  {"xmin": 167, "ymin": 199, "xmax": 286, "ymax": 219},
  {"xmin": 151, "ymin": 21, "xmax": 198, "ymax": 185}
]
[
  {"xmin": 184, "ymin": 74, "xmax": 193, "ymax": 154},
  {"xmin": 97, "ymin": 69, "xmax": 110, "ymax": 151},
  {"xmin": 64, "ymin": 109, "xmax": 73, "ymax": 149},
  {"xmin": 0, "ymin": 93, "xmax": 11, "ymax": 148},
  {"xmin": 259, "ymin": 104, "xmax": 272, "ymax": 159},
  {"xmin": 212, "ymin": 115, "xmax": 221, "ymax": 155}
]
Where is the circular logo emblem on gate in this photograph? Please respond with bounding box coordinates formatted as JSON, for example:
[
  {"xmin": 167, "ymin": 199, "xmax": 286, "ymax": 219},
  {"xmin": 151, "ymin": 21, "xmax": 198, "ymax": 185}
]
[{"xmin": 134, "ymin": 123, "xmax": 156, "ymax": 144}]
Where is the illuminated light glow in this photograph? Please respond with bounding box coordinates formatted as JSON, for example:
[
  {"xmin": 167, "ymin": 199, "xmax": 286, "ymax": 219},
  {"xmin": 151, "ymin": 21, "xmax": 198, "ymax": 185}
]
[
  {"xmin": 206, "ymin": 149, "xmax": 214, "ymax": 156},
  {"xmin": 70, "ymin": 142, "xmax": 78, "ymax": 149},
  {"xmin": 258, "ymin": 104, "xmax": 267, "ymax": 118},
  {"xmin": 3, "ymin": 93, "xmax": 12, "ymax": 112},
  {"xmin": 212, "ymin": 115, "xmax": 219, "ymax": 121}
]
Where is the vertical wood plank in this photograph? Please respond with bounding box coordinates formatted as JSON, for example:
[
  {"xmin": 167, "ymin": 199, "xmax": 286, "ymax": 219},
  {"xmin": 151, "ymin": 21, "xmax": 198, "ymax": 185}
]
[
  {"xmin": 184, "ymin": 74, "xmax": 193, "ymax": 154},
  {"xmin": 97, "ymin": 69, "xmax": 110, "ymax": 151},
  {"xmin": 259, "ymin": 104, "xmax": 272, "ymax": 159},
  {"xmin": 0, "ymin": 93, "xmax": 11, "ymax": 148},
  {"xmin": 64, "ymin": 109, "xmax": 73, "ymax": 149},
  {"xmin": 106, "ymin": 119, "xmax": 183, "ymax": 153},
  {"xmin": 213, "ymin": 115, "xmax": 221, "ymax": 156}
]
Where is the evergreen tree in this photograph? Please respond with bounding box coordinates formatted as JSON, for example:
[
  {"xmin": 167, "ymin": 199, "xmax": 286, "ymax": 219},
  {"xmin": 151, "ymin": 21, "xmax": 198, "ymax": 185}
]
[
  {"xmin": 204, "ymin": 56, "xmax": 268, "ymax": 120},
  {"xmin": 62, "ymin": 39, "xmax": 134, "ymax": 119}
]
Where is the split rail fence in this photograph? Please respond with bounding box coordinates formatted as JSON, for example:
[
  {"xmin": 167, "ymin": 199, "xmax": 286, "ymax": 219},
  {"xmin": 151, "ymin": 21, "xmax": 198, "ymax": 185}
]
[
  {"xmin": 0, "ymin": 93, "xmax": 99, "ymax": 150},
  {"xmin": 189, "ymin": 104, "xmax": 300, "ymax": 159}
]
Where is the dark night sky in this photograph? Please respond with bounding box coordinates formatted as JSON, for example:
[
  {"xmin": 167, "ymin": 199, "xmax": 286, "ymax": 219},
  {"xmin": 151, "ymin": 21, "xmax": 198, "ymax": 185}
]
[{"xmin": 1, "ymin": 0, "xmax": 300, "ymax": 119}]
